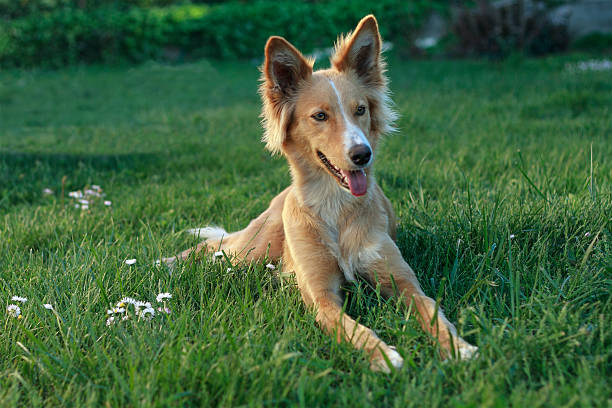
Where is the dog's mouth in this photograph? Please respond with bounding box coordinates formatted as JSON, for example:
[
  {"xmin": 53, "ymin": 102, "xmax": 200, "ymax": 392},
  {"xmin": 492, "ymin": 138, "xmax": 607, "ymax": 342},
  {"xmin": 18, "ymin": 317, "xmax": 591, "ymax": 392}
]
[{"xmin": 317, "ymin": 151, "xmax": 367, "ymax": 196}]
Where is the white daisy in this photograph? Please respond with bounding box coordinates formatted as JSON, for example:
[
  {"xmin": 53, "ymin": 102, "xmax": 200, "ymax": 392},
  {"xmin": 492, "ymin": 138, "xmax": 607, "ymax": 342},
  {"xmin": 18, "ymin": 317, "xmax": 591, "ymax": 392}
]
[
  {"xmin": 69, "ymin": 191, "xmax": 83, "ymax": 198},
  {"xmin": 227, "ymin": 267, "xmax": 232, "ymax": 272},
  {"xmin": 266, "ymin": 263, "xmax": 275, "ymax": 270},
  {"xmin": 81, "ymin": 204, "xmax": 89, "ymax": 210},
  {"xmin": 43, "ymin": 188, "xmax": 54, "ymax": 195},
  {"xmin": 156, "ymin": 293, "xmax": 172, "ymax": 302},
  {"xmin": 106, "ymin": 307, "xmax": 125, "ymax": 314},
  {"xmin": 43, "ymin": 304, "xmax": 53, "ymax": 310},
  {"xmin": 157, "ymin": 307, "xmax": 171, "ymax": 314},
  {"xmin": 106, "ymin": 316, "xmax": 115, "ymax": 326},
  {"xmin": 119, "ymin": 297, "xmax": 137, "ymax": 306},
  {"xmin": 104, "ymin": 200, "xmax": 112, "ymax": 206},
  {"xmin": 139, "ymin": 307, "xmax": 155, "ymax": 320},
  {"xmin": 125, "ymin": 259, "xmax": 137, "ymax": 265},
  {"xmin": 7, "ymin": 304, "xmax": 21, "ymax": 318},
  {"xmin": 11, "ymin": 296, "xmax": 27, "ymax": 303},
  {"xmin": 509, "ymin": 234, "xmax": 516, "ymax": 239},
  {"xmin": 78, "ymin": 199, "xmax": 89, "ymax": 205}
]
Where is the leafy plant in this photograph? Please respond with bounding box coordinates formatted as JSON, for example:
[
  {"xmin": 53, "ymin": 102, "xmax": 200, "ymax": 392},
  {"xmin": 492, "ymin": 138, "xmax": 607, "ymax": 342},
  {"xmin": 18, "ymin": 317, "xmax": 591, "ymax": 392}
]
[{"xmin": 451, "ymin": 0, "xmax": 569, "ymax": 58}]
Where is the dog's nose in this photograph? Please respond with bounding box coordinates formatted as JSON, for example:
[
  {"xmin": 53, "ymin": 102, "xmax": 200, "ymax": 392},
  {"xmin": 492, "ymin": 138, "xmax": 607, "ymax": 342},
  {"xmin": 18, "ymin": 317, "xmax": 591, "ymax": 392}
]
[{"xmin": 348, "ymin": 144, "xmax": 372, "ymax": 166}]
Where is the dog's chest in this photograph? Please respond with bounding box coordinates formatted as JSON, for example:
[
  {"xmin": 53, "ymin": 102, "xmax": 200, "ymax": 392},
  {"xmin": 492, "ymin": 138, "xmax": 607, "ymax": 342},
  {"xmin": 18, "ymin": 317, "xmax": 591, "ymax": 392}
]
[{"xmin": 314, "ymin": 198, "xmax": 382, "ymax": 282}]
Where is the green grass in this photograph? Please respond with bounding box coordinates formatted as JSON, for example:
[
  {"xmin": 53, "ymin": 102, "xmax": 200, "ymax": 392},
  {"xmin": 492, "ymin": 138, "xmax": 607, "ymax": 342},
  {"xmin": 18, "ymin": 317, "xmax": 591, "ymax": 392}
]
[{"xmin": 1, "ymin": 55, "xmax": 610, "ymax": 407}]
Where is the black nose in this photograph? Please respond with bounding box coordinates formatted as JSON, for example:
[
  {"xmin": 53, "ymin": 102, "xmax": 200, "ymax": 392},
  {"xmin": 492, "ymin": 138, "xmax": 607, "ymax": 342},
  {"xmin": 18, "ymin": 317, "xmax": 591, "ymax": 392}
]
[{"xmin": 348, "ymin": 144, "xmax": 372, "ymax": 166}]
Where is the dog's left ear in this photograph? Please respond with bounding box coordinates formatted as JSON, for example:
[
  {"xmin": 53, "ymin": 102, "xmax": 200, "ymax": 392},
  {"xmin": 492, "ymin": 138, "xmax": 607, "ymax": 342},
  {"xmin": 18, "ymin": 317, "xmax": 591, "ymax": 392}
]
[
  {"xmin": 332, "ymin": 15, "xmax": 383, "ymax": 87},
  {"xmin": 260, "ymin": 36, "xmax": 313, "ymax": 154}
]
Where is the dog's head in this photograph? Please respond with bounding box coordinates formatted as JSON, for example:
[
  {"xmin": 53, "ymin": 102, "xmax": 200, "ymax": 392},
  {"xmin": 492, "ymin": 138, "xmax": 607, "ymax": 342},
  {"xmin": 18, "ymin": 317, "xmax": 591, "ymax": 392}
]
[{"xmin": 260, "ymin": 15, "xmax": 396, "ymax": 197}]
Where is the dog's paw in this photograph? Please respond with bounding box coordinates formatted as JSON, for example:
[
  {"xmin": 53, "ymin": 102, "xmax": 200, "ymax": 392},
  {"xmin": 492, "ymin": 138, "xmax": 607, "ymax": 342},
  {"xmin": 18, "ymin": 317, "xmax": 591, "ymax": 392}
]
[
  {"xmin": 370, "ymin": 346, "xmax": 404, "ymax": 373},
  {"xmin": 157, "ymin": 256, "xmax": 177, "ymax": 272},
  {"xmin": 457, "ymin": 343, "xmax": 479, "ymax": 360}
]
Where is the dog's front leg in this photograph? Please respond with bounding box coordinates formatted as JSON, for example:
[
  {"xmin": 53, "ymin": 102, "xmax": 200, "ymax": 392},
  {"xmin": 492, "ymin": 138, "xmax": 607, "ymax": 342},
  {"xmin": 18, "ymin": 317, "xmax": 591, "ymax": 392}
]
[
  {"xmin": 368, "ymin": 235, "xmax": 478, "ymax": 360},
  {"xmin": 283, "ymin": 215, "xmax": 402, "ymax": 372}
]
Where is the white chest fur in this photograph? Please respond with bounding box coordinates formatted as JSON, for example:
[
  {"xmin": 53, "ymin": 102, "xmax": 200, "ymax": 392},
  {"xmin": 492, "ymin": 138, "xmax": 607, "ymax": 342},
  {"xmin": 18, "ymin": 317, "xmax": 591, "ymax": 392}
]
[{"xmin": 303, "ymin": 178, "xmax": 382, "ymax": 282}]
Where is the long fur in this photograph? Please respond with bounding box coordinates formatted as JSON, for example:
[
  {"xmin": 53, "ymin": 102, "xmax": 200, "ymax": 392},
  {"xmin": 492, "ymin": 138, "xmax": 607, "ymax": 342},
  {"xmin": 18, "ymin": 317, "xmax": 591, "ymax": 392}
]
[{"xmin": 166, "ymin": 15, "xmax": 478, "ymax": 372}]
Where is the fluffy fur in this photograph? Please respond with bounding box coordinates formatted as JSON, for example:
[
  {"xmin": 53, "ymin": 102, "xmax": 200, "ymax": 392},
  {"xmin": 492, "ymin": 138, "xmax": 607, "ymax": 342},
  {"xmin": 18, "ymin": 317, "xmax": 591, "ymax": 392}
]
[{"xmin": 164, "ymin": 15, "xmax": 477, "ymax": 372}]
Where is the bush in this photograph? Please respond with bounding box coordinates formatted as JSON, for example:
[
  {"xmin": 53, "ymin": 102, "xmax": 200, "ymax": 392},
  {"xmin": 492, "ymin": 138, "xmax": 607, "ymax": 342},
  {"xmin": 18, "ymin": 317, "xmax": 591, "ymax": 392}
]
[
  {"xmin": 450, "ymin": 0, "xmax": 569, "ymax": 58},
  {"xmin": 0, "ymin": 0, "xmax": 440, "ymax": 68}
]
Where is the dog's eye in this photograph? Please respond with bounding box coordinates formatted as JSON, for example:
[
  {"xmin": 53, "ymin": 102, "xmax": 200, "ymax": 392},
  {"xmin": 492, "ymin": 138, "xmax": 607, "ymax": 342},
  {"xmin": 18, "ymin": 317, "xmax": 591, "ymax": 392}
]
[
  {"xmin": 355, "ymin": 105, "xmax": 366, "ymax": 116},
  {"xmin": 312, "ymin": 112, "xmax": 328, "ymax": 121}
]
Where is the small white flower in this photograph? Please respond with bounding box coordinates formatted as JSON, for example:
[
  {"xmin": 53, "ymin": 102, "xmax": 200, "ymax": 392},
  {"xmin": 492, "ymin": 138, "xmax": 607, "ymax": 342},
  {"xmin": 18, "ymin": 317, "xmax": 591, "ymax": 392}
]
[
  {"xmin": 11, "ymin": 296, "xmax": 27, "ymax": 303},
  {"xmin": 227, "ymin": 267, "xmax": 232, "ymax": 272},
  {"xmin": 157, "ymin": 307, "xmax": 171, "ymax": 314},
  {"xmin": 134, "ymin": 301, "xmax": 151, "ymax": 311},
  {"xmin": 104, "ymin": 200, "xmax": 112, "ymax": 206},
  {"xmin": 74, "ymin": 204, "xmax": 80, "ymax": 208},
  {"xmin": 43, "ymin": 304, "xmax": 53, "ymax": 310},
  {"xmin": 78, "ymin": 199, "xmax": 89, "ymax": 205},
  {"xmin": 69, "ymin": 191, "xmax": 83, "ymax": 198},
  {"xmin": 84, "ymin": 189, "xmax": 101, "ymax": 197},
  {"xmin": 107, "ymin": 307, "xmax": 125, "ymax": 314},
  {"xmin": 81, "ymin": 204, "xmax": 89, "ymax": 210},
  {"xmin": 7, "ymin": 304, "xmax": 21, "ymax": 318},
  {"xmin": 139, "ymin": 307, "xmax": 155, "ymax": 320},
  {"xmin": 43, "ymin": 188, "xmax": 54, "ymax": 195},
  {"xmin": 120, "ymin": 297, "xmax": 137, "ymax": 306},
  {"xmin": 584, "ymin": 232, "xmax": 591, "ymax": 237},
  {"xmin": 213, "ymin": 251, "xmax": 224, "ymax": 258},
  {"xmin": 125, "ymin": 259, "xmax": 137, "ymax": 265},
  {"xmin": 106, "ymin": 316, "xmax": 115, "ymax": 326},
  {"xmin": 266, "ymin": 263, "xmax": 275, "ymax": 270},
  {"xmin": 117, "ymin": 297, "xmax": 136, "ymax": 306},
  {"xmin": 156, "ymin": 293, "xmax": 172, "ymax": 302},
  {"xmin": 509, "ymin": 234, "xmax": 516, "ymax": 239},
  {"xmin": 122, "ymin": 315, "xmax": 129, "ymax": 321}
]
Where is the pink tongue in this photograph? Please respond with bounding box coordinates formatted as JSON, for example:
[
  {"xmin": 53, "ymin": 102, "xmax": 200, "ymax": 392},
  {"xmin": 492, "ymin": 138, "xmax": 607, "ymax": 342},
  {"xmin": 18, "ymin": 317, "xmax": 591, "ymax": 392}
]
[{"xmin": 341, "ymin": 169, "xmax": 367, "ymax": 196}]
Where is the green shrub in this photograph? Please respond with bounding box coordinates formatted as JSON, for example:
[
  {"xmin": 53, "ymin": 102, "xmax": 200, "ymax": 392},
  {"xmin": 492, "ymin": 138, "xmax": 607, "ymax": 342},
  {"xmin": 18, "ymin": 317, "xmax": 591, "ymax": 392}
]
[{"xmin": 0, "ymin": 0, "xmax": 440, "ymax": 68}]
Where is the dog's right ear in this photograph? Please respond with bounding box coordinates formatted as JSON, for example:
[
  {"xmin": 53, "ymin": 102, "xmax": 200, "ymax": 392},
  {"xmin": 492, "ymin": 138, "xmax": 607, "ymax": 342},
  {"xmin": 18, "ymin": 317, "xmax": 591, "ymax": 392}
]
[{"xmin": 260, "ymin": 36, "xmax": 312, "ymax": 154}]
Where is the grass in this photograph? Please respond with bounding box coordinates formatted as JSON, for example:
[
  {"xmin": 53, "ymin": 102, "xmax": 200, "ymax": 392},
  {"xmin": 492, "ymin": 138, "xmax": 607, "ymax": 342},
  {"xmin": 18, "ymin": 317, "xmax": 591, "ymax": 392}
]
[{"xmin": 0, "ymin": 54, "xmax": 610, "ymax": 407}]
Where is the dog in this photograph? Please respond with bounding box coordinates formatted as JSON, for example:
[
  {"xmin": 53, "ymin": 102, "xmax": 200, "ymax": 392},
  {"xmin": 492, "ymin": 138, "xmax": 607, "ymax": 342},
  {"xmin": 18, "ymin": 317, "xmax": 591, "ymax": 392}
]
[{"xmin": 164, "ymin": 15, "xmax": 478, "ymax": 372}]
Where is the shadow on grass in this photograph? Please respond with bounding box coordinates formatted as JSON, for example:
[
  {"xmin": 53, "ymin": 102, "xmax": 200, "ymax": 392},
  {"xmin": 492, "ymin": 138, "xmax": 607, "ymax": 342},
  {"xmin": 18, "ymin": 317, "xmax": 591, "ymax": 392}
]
[{"xmin": 0, "ymin": 150, "xmax": 164, "ymax": 209}]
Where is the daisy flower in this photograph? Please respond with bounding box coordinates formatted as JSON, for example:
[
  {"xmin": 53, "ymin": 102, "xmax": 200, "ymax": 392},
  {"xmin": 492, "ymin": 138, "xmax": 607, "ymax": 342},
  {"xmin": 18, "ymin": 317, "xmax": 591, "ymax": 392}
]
[
  {"xmin": 134, "ymin": 301, "xmax": 151, "ymax": 309},
  {"xmin": 11, "ymin": 296, "xmax": 27, "ymax": 303},
  {"xmin": 106, "ymin": 307, "xmax": 125, "ymax": 315},
  {"xmin": 266, "ymin": 263, "xmax": 275, "ymax": 270},
  {"xmin": 43, "ymin": 188, "xmax": 54, "ymax": 195},
  {"xmin": 7, "ymin": 304, "xmax": 21, "ymax": 318},
  {"xmin": 139, "ymin": 307, "xmax": 155, "ymax": 320},
  {"xmin": 125, "ymin": 259, "xmax": 137, "ymax": 265},
  {"xmin": 156, "ymin": 293, "xmax": 172, "ymax": 302},
  {"xmin": 120, "ymin": 297, "xmax": 137, "ymax": 306},
  {"xmin": 106, "ymin": 316, "xmax": 116, "ymax": 326},
  {"xmin": 104, "ymin": 201, "xmax": 112, "ymax": 206}
]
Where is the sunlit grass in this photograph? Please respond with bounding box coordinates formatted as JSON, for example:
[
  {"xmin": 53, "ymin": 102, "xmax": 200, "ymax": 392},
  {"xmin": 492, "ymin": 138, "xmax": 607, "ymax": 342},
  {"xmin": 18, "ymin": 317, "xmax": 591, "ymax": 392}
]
[{"xmin": 0, "ymin": 55, "xmax": 610, "ymax": 407}]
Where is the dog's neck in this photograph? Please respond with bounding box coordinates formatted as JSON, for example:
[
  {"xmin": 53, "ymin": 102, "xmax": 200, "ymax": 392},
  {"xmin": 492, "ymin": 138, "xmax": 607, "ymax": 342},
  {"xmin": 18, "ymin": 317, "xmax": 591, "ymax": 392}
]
[{"xmin": 286, "ymin": 152, "xmax": 372, "ymax": 223}]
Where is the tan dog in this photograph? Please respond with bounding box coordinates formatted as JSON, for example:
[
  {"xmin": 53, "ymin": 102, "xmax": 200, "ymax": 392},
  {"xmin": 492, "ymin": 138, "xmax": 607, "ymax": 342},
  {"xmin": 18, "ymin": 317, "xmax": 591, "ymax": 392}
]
[{"xmin": 165, "ymin": 15, "xmax": 477, "ymax": 372}]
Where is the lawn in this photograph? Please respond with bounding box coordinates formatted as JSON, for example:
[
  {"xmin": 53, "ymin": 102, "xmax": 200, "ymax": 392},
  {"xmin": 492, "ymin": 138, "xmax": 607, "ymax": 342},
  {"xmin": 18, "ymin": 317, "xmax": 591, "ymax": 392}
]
[{"xmin": 1, "ymin": 55, "xmax": 610, "ymax": 407}]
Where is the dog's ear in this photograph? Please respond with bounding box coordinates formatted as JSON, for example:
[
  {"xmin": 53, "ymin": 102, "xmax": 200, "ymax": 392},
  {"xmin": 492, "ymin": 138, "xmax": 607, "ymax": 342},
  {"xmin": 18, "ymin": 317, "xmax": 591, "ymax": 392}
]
[
  {"xmin": 332, "ymin": 15, "xmax": 383, "ymax": 87},
  {"xmin": 260, "ymin": 36, "xmax": 312, "ymax": 154}
]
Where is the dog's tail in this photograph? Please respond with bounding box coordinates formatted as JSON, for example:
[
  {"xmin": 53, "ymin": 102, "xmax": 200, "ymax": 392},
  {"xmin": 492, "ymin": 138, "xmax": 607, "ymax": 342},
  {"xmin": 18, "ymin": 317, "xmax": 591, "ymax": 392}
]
[{"xmin": 186, "ymin": 226, "xmax": 228, "ymax": 241}]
